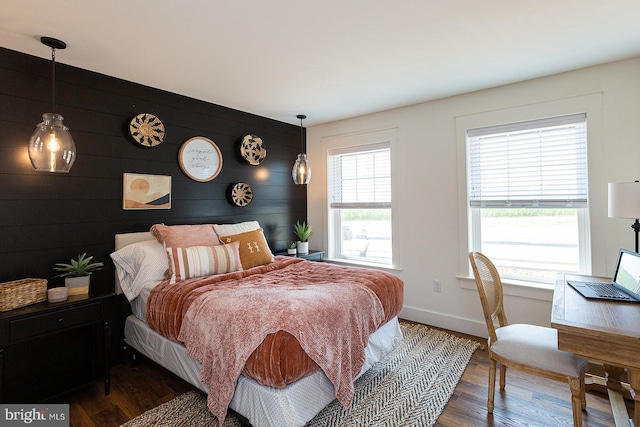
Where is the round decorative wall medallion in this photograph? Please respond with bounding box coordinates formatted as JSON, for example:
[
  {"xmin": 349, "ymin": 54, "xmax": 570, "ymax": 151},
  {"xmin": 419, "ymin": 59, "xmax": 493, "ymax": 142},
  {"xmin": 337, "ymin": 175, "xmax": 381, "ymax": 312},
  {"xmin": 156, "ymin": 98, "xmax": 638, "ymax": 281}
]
[
  {"xmin": 129, "ymin": 113, "xmax": 165, "ymax": 147},
  {"xmin": 230, "ymin": 182, "xmax": 253, "ymax": 206},
  {"xmin": 240, "ymin": 134, "xmax": 266, "ymax": 165}
]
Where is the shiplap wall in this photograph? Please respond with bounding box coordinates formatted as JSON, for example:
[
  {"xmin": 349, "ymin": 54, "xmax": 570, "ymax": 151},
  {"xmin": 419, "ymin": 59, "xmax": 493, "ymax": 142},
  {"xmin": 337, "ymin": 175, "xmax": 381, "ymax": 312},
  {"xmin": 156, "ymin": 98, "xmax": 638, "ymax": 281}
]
[{"xmin": 0, "ymin": 47, "xmax": 306, "ymax": 294}]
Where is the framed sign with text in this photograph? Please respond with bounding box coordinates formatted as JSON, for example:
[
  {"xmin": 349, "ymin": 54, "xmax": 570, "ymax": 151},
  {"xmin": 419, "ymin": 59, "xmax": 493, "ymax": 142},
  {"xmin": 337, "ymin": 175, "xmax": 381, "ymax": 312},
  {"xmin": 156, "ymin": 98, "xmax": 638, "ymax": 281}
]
[{"xmin": 178, "ymin": 136, "xmax": 223, "ymax": 182}]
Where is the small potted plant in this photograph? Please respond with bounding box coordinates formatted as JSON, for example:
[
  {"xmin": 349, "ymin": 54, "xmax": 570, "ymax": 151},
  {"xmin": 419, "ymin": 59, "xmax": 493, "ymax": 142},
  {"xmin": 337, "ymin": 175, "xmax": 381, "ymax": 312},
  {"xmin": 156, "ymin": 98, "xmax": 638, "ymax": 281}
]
[
  {"xmin": 293, "ymin": 220, "xmax": 313, "ymax": 254},
  {"xmin": 287, "ymin": 241, "xmax": 297, "ymax": 255},
  {"xmin": 54, "ymin": 253, "xmax": 103, "ymax": 295}
]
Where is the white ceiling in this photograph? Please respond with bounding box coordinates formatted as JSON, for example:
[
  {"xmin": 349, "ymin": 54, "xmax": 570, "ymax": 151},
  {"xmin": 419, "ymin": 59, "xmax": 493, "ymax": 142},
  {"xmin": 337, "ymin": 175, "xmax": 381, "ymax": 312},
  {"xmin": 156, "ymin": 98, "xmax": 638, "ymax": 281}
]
[{"xmin": 2, "ymin": 1, "xmax": 640, "ymax": 126}]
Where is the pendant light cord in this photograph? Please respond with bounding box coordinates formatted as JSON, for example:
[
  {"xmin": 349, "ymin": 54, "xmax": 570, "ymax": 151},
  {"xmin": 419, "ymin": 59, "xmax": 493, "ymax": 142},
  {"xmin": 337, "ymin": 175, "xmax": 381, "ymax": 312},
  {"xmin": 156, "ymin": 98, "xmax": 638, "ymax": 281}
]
[
  {"xmin": 297, "ymin": 114, "xmax": 306, "ymax": 153},
  {"xmin": 41, "ymin": 36, "xmax": 67, "ymax": 114},
  {"xmin": 51, "ymin": 46, "xmax": 56, "ymax": 112},
  {"xmin": 300, "ymin": 116, "xmax": 304, "ymax": 153}
]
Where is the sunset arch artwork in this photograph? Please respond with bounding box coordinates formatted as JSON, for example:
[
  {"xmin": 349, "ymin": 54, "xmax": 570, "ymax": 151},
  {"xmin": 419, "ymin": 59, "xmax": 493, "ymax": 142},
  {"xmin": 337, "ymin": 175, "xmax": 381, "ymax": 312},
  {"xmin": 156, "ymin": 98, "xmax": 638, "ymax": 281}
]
[{"xmin": 123, "ymin": 173, "xmax": 171, "ymax": 210}]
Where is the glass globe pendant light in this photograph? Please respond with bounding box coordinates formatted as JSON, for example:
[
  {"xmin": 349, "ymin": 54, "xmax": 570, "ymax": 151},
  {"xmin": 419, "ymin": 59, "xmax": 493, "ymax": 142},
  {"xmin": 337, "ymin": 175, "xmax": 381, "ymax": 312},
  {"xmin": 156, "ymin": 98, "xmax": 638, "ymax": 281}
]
[
  {"xmin": 292, "ymin": 114, "xmax": 310, "ymax": 185},
  {"xmin": 28, "ymin": 37, "xmax": 76, "ymax": 173}
]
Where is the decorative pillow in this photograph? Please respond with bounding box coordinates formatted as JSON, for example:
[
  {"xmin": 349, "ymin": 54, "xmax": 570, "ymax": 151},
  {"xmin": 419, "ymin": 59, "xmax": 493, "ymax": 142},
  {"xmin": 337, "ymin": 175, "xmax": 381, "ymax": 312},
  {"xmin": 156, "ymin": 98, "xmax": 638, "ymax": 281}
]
[
  {"xmin": 166, "ymin": 242, "xmax": 243, "ymax": 284},
  {"xmin": 218, "ymin": 228, "xmax": 274, "ymax": 269},
  {"xmin": 110, "ymin": 239, "xmax": 169, "ymax": 301},
  {"xmin": 150, "ymin": 224, "xmax": 220, "ymax": 247},
  {"xmin": 213, "ymin": 221, "xmax": 260, "ymax": 237}
]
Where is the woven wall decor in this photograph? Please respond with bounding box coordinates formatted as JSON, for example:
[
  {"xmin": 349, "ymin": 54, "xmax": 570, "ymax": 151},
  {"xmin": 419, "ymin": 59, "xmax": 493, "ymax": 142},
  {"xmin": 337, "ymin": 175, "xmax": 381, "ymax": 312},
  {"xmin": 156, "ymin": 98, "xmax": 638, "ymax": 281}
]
[
  {"xmin": 229, "ymin": 182, "xmax": 253, "ymax": 206},
  {"xmin": 240, "ymin": 134, "xmax": 266, "ymax": 165},
  {"xmin": 129, "ymin": 113, "xmax": 165, "ymax": 147}
]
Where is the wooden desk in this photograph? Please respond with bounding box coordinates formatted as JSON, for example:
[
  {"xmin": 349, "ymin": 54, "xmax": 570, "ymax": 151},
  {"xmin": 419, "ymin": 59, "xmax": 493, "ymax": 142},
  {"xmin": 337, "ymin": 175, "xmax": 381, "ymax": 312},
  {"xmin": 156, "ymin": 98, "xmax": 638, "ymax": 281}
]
[{"xmin": 552, "ymin": 273, "xmax": 640, "ymax": 427}]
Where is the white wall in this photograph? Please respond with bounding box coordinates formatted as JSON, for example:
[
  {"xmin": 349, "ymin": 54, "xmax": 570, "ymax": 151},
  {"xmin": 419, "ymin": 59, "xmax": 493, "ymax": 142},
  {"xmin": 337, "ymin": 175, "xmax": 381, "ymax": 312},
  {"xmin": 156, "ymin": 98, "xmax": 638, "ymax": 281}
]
[{"xmin": 306, "ymin": 57, "xmax": 640, "ymax": 338}]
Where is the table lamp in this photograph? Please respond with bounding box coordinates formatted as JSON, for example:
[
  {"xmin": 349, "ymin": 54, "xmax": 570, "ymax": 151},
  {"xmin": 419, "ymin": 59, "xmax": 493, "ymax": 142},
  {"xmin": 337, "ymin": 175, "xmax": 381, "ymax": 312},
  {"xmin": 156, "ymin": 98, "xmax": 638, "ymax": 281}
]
[{"xmin": 608, "ymin": 181, "xmax": 640, "ymax": 252}]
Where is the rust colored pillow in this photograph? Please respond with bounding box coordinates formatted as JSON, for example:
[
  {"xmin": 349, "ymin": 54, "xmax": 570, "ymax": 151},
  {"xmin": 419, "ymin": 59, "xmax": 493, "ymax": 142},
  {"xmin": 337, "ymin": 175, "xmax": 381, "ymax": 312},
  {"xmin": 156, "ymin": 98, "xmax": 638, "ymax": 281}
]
[
  {"xmin": 150, "ymin": 224, "xmax": 220, "ymax": 247},
  {"xmin": 218, "ymin": 228, "xmax": 274, "ymax": 269}
]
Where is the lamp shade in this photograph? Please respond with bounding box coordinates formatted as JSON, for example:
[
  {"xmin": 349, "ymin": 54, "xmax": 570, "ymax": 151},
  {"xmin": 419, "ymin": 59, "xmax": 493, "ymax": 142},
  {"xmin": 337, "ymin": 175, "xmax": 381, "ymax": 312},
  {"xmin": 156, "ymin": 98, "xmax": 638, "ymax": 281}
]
[
  {"xmin": 292, "ymin": 153, "xmax": 311, "ymax": 185},
  {"xmin": 28, "ymin": 113, "xmax": 76, "ymax": 173},
  {"xmin": 608, "ymin": 182, "xmax": 640, "ymax": 219}
]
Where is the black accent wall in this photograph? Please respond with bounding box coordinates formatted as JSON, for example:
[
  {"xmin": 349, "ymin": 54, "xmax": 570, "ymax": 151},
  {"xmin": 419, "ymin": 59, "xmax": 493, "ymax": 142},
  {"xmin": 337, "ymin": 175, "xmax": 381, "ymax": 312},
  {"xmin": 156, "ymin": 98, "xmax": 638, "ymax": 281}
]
[{"xmin": 0, "ymin": 47, "xmax": 307, "ymax": 294}]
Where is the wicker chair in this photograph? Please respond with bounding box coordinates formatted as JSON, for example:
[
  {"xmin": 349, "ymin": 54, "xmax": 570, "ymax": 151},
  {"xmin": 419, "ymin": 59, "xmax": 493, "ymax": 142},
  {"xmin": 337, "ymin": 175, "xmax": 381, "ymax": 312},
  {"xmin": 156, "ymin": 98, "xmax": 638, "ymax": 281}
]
[{"xmin": 468, "ymin": 251, "xmax": 588, "ymax": 426}]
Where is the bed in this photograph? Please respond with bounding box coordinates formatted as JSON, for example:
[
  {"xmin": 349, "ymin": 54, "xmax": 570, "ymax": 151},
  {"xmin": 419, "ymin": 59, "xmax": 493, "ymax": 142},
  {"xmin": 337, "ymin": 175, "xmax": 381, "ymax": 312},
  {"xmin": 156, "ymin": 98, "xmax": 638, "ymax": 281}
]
[{"xmin": 112, "ymin": 223, "xmax": 404, "ymax": 427}]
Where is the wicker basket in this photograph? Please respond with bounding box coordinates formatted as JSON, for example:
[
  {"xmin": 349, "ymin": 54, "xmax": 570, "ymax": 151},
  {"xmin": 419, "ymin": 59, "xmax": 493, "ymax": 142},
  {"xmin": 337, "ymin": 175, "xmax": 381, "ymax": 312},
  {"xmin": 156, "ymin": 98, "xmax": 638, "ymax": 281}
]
[{"xmin": 0, "ymin": 278, "xmax": 48, "ymax": 312}]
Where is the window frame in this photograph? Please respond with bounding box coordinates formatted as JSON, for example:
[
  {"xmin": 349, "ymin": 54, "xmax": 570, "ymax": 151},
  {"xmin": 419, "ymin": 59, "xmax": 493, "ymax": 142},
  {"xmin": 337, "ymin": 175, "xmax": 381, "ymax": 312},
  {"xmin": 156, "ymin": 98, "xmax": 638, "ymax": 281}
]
[
  {"xmin": 322, "ymin": 127, "xmax": 401, "ymax": 269},
  {"xmin": 466, "ymin": 113, "xmax": 589, "ymax": 283},
  {"xmin": 455, "ymin": 93, "xmax": 603, "ymax": 288}
]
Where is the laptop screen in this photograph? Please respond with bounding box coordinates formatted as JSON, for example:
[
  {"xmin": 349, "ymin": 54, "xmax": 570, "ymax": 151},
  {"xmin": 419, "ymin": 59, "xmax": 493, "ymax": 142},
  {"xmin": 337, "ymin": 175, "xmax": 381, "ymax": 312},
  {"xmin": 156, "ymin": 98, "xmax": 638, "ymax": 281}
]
[{"xmin": 613, "ymin": 249, "xmax": 640, "ymax": 297}]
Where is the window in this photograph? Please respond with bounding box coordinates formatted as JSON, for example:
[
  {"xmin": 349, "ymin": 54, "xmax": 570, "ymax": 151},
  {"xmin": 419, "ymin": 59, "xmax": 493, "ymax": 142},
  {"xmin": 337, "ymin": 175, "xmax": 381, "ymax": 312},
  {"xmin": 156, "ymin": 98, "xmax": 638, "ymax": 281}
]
[
  {"xmin": 328, "ymin": 142, "xmax": 393, "ymax": 265},
  {"xmin": 466, "ymin": 113, "xmax": 589, "ymax": 283}
]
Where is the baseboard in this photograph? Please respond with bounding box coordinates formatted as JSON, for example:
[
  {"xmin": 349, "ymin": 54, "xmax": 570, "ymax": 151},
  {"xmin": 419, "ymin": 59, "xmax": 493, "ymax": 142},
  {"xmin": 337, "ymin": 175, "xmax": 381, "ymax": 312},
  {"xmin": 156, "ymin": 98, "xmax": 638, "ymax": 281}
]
[{"xmin": 400, "ymin": 305, "xmax": 488, "ymax": 339}]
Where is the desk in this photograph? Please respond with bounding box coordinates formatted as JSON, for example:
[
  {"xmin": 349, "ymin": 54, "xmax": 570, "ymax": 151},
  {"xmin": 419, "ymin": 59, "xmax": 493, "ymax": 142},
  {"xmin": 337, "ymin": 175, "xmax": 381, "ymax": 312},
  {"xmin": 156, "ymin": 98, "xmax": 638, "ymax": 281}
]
[{"xmin": 552, "ymin": 273, "xmax": 640, "ymax": 427}]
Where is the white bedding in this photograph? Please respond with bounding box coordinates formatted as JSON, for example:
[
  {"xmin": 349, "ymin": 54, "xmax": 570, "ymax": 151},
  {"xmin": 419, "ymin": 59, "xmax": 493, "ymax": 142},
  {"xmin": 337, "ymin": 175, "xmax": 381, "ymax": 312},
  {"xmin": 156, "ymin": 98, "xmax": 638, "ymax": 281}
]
[{"xmin": 129, "ymin": 281, "xmax": 154, "ymax": 321}]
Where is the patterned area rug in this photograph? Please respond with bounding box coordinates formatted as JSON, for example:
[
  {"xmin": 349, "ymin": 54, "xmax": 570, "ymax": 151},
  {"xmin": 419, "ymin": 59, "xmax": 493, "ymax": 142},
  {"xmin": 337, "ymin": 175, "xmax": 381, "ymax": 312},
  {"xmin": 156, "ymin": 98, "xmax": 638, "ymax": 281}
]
[{"xmin": 120, "ymin": 322, "xmax": 479, "ymax": 427}]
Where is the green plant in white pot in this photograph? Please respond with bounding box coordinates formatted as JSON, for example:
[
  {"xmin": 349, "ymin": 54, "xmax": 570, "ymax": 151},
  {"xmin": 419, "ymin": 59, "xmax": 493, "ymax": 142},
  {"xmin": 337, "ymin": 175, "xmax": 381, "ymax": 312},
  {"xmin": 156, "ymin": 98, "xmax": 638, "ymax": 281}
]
[
  {"xmin": 293, "ymin": 221, "xmax": 313, "ymax": 254},
  {"xmin": 287, "ymin": 241, "xmax": 297, "ymax": 255},
  {"xmin": 54, "ymin": 253, "xmax": 103, "ymax": 295}
]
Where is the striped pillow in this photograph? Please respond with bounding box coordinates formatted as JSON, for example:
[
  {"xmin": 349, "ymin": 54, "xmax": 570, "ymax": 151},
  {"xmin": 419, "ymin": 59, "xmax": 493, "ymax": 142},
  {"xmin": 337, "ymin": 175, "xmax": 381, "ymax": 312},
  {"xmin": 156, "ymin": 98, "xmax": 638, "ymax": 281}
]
[{"xmin": 166, "ymin": 242, "xmax": 242, "ymax": 284}]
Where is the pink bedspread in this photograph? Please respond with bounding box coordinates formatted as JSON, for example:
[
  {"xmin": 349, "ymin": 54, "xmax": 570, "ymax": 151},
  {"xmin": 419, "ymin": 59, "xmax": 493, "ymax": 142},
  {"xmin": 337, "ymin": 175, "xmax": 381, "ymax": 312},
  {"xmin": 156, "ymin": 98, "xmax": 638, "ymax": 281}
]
[{"xmin": 147, "ymin": 257, "xmax": 403, "ymax": 425}]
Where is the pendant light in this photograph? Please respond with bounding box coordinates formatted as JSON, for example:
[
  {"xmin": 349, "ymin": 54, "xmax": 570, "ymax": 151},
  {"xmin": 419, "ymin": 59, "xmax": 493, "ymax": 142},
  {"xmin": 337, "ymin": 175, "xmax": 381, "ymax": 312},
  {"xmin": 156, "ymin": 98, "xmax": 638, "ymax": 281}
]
[
  {"xmin": 292, "ymin": 114, "xmax": 310, "ymax": 185},
  {"xmin": 28, "ymin": 37, "xmax": 76, "ymax": 173}
]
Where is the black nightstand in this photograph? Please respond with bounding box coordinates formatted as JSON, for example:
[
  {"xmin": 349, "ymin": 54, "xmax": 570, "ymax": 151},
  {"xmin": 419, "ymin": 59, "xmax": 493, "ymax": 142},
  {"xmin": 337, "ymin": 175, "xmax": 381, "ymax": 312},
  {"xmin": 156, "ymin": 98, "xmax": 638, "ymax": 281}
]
[
  {"xmin": 276, "ymin": 250, "xmax": 324, "ymax": 262},
  {"xmin": 0, "ymin": 291, "xmax": 115, "ymax": 403}
]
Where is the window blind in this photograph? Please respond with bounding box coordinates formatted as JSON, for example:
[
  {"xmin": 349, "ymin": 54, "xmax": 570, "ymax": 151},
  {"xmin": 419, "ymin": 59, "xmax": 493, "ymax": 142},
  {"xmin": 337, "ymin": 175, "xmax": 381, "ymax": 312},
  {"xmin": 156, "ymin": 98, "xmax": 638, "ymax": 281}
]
[
  {"xmin": 467, "ymin": 113, "xmax": 588, "ymax": 208},
  {"xmin": 328, "ymin": 142, "xmax": 391, "ymax": 209}
]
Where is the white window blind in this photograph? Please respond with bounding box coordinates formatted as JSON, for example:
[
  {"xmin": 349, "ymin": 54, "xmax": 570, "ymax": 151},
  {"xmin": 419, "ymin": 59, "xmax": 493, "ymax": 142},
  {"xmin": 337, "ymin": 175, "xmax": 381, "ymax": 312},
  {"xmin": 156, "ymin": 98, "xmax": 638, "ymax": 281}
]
[
  {"xmin": 467, "ymin": 113, "xmax": 588, "ymax": 208},
  {"xmin": 328, "ymin": 142, "xmax": 391, "ymax": 209}
]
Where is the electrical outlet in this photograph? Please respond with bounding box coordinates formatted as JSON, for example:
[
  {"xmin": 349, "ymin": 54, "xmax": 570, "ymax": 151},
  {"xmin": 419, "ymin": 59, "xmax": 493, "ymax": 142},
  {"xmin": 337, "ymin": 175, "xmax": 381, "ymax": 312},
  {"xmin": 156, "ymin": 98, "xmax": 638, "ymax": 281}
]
[{"xmin": 433, "ymin": 279, "xmax": 442, "ymax": 292}]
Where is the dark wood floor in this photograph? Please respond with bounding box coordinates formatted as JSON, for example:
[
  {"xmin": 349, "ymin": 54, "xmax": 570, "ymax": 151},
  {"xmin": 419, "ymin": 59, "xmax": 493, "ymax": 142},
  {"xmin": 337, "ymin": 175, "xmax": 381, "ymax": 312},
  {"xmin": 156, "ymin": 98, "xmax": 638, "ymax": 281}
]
[{"xmin": 57, "ymin": 324, "xmax": 627, "ymax": 427}]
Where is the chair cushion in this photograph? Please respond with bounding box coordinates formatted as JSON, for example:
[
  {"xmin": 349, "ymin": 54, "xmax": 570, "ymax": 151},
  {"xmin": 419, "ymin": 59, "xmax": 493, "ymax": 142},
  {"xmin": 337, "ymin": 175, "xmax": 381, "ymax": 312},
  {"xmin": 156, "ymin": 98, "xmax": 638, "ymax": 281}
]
[{"xmin": 491, "ymin": 324, "xmax": 587, "ymax": 377}]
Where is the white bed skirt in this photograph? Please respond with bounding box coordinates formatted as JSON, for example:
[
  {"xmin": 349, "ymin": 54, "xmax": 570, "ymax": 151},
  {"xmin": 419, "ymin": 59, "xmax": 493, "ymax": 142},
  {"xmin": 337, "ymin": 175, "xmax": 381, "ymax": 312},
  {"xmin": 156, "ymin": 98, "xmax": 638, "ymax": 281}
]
[{"xmin": 124, "ymin": 315, "xmax": 402, "ymax": 427}]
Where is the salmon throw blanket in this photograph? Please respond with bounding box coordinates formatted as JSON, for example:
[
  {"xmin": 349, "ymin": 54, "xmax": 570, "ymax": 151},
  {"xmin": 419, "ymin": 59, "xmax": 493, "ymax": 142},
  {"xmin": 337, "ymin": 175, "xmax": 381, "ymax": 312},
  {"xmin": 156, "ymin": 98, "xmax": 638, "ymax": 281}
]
[{"xmin": 146, "ymin": 257, "xmax": 404, "ymax": 426}]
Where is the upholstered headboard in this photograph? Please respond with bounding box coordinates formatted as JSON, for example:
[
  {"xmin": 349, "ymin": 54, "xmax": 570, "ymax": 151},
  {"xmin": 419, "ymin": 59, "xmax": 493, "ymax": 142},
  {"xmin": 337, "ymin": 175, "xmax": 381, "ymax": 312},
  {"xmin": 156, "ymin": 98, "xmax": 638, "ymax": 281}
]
[{"xmin": 114, "ymin": 232, "xmax": 154, "ymax": 295}]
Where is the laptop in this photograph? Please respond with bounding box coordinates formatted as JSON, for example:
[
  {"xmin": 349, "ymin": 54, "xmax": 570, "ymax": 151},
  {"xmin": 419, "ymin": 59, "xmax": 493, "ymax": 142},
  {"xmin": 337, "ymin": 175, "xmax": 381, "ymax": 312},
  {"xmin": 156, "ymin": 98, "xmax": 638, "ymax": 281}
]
[{"xmin": 567, "ymin": 248, "xmax": 640, "ymax": 302}]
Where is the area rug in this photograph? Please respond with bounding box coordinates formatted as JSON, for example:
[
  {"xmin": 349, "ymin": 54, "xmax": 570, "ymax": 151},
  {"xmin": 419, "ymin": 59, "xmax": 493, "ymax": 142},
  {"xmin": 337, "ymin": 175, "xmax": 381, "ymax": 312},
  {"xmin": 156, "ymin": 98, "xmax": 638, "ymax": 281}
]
[{"xmin": 120, "ymin": 321, "xmax": 479, "ymax": 427}]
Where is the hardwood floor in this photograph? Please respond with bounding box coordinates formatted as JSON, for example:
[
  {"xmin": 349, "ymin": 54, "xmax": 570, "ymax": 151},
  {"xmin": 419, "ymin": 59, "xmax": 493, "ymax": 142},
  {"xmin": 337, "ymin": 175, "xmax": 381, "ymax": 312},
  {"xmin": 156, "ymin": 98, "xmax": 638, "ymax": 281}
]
[
  {"xmin": 55, "ymin": 360, "xmax": 192, "ymax": 427},
  {"xmin": 57, "ymin": 325, "xmax": 627, "ymax": 427},
  {"xmin": 436, "ymin": 338, "xmax": 626, "ymax": 427}
]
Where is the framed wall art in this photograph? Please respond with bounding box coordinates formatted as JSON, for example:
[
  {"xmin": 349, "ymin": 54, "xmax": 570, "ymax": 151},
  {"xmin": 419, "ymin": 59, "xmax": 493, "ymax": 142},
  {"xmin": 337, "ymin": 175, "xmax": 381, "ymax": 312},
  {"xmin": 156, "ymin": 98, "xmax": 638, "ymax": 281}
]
[
  {"xmin": 123, "ymin": 173, "xmax": 171, "ymax": 210},
  {"xmin": 179, "ymin": 136, "xmax": 223, "ymax": 182}
]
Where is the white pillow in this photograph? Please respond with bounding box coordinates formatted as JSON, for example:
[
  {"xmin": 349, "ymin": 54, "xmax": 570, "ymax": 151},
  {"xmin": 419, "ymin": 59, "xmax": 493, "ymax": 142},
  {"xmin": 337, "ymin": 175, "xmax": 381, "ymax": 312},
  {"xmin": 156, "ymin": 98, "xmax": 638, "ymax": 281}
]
[
  {"xmin": 110, "ymin": 239, "xmax": 168, "ymax": 301},
  {"xmin": 213, "ymin": 221, "xmax": 260, "ymax": 236}
]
